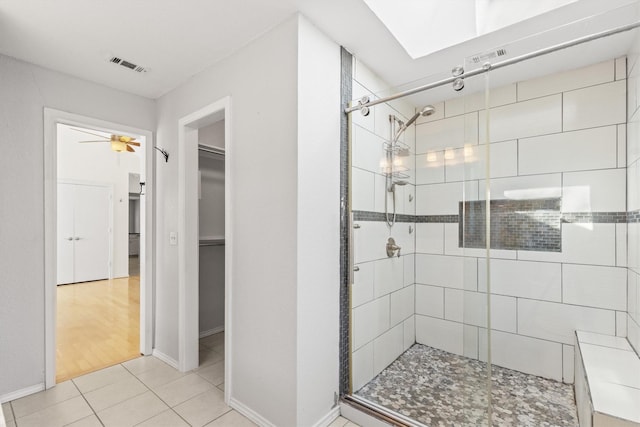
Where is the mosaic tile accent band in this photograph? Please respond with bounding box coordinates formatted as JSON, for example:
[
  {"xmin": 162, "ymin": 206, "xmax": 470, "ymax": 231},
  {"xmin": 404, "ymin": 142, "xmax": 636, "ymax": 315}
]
[
  {"xmin": 354, "ymin": 210, "xmax": 630, "ymax": 225},
  {"xmin": 339, "ymin": 46, "xmax": 353, "ymax": 397},
  {"xmin": 353, "ymin": 211, "xmax": 459, "ymax": 223},
  {"xmin": 352, "ymin": 211, "xmax": 415, "ymax": 223},
  {"xmin": 562, "ymin": 212, "xmax": 628, "ymax": 223},
  {"xmin": 460, "ymin": 198, "xmax": 562, "ymax": 252},
  {"xmin": 355, "ymin": 207, "xmax": 630, "ymax": 253},
  {"xmin": 627, "ymin": 209, "xmax": 640, "ymax": 223}
]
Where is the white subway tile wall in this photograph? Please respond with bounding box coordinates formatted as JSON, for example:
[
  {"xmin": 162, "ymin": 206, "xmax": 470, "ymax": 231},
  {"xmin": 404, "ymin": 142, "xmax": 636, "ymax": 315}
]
[
  {"xmin": 628, "ymin": 44, "xmax": 640, "ymax": 355},
  {"xmin": 412, "ymin": 58, "xmax": 629, "ymax": 383},
  {"xmin": 351, "ymin": 60, "xmax": 419, "ymax": 385},
  {"xmin": 352, "ymin": 57, "xmax": 634, "ymax": 388}
]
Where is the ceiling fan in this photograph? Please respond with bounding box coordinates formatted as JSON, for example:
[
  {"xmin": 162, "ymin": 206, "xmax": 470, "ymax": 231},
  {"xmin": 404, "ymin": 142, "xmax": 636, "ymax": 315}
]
[{"xmin": 70, "ymin": 127, "xmax": 141, "ymax": 152}]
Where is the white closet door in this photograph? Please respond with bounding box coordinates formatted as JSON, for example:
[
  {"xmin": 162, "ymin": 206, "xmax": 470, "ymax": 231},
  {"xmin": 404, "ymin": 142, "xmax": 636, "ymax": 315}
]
[
  {"xmin": 56, "ymin": 183, "xmax": 75, "ymax": 285},
  {"xmin": 73, "ymin": 184, "xmax": 110, "ymax": 283}
]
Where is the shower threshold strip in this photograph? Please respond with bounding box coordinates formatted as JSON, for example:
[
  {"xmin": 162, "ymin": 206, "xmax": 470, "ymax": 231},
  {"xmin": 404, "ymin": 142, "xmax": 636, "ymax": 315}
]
[{"xmin": 343, "ymin": 394, "xmax": 428, "ymax": 427}]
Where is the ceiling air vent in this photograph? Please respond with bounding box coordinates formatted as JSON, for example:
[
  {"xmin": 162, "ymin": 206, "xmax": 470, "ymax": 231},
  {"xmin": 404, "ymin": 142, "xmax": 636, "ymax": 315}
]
[{"xmin": 108, "ymin": 56, "xmax": 148, "ymax": 73}]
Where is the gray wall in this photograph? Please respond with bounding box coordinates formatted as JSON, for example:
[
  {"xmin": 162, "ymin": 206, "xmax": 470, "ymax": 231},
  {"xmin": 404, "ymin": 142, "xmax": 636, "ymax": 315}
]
[
  {"xmin": 0, "ymin": 53, "xmax": 155, "ymax": 399},
  {"xmin": 154, "ymin": 15, "xmax": 340, "ymax": 426}
]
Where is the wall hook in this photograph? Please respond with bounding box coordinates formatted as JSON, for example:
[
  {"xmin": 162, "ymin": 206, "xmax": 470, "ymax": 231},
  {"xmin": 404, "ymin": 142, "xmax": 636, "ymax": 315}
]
[{"xmin": 154, "ymin": 147, "xmax": 169, "ymax": 162}]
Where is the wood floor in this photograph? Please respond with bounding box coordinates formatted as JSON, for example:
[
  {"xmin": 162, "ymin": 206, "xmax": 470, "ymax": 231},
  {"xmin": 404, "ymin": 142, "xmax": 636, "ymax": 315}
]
[{"xmin": 56, "ymin": 273, "xmax": 140, "ymax": 383}]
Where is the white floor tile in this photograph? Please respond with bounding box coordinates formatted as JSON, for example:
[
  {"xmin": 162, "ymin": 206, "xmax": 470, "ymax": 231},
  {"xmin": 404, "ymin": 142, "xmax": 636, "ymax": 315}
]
[
  {"xmin": 135, "ymin": 409, "xmax": 190, "ymax": 427},
  {"xmin": 2, "ymin": 402, "xmax": 14, "ymax": 424},
  {"xmin": 204, "ymin": 410, "xmax": 257, "ymax": 426},
  {"xmin": 173, "ymin": 388, "xmax": 230, "ymax": 427},
  {"xmin": 96, "ymin": 391, "xmax": 169, "ymax": 427},
  {"xmin": 196, "ymin": 360, "xmax": 225, "ymax": 386},
  {"xmin": 200, "ymin": 333, "xmax": 224, "ymax": 349},
  {"xmin": 73, "ymin": 364, "xmax": 134, "ymax": 394},
  {"xmin": 83, "ymin": 375, "xmax": 147, "ymax": 412},
  {"xmin": 199, "ymin": 348, "xmax": 224, "ymax": 368},
  {"xmin": 65, "ymin": 414, "xmax": 103, "ymax": 427},
  {"xmin": 154, "ymin": 373, "xmax": 215, "ymax": 408},
  {"xmin": 122, "ymin": 356, "xmax": 171, "ymax": 376},
  {"xmin": 15, "ymin": 396, "xmax": 92, "ymax": 427},
  {"xmin": 327, "ymin": 416, "xmax": 350, "ymax": 427},
  {"xmin": 134, "ymin": 361, "xmax": 187, "ymax": 389},
  {"xmin": 11, "ymin": 380, "xmax": 79, "ymax": 419}
]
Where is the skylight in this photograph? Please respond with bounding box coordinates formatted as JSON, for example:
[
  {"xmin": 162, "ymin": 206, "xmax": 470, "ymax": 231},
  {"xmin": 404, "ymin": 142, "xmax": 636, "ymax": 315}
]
[{"xmin": 363, "ymin": 0, "xmax": 578, "ymax": 59}]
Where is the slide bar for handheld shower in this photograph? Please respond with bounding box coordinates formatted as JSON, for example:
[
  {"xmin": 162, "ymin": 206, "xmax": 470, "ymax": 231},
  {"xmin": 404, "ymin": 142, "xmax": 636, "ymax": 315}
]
[{"xmin": 344, "ymin": 20, "xmax": 640, "ymax": 114}]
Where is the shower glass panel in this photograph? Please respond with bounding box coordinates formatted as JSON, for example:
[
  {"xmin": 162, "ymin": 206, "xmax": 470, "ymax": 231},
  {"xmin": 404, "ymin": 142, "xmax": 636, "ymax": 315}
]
[
  {"xmin": 349, "ymin": 61, "xmax": 493, "ymax": 425},
  {"xmin": 470, "ymin": 6, "xmax": 636, "ymax": 424}
]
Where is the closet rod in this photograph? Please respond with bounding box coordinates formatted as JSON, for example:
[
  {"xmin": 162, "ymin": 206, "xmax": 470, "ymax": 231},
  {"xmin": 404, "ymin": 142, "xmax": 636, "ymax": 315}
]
[
  {"xmin": 199, "ymin": 238, "xmax": 225, "ymax": 247},
  {"xmin": 198, "ymin": 144, "xmax": 225, "ymax": 157}
]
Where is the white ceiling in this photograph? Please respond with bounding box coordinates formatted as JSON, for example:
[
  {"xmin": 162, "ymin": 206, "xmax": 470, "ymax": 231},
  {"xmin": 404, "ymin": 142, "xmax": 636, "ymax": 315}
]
[{"xmin": 0, "ymin": 0, "xmax": 638, "ymax": 101}]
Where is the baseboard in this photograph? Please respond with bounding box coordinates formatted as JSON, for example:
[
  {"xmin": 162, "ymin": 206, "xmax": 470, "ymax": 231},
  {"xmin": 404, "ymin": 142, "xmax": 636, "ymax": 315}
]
[
  {"xmin": 152, "ymin": 349, "xmax": 179, "ymax": 370},
  {"xmin": 227, "ymin": 398, "xmax": 339, "ymax": 427},
  {"xmin": 199, "ymin": 326, "xmax": 224, "ymax": 338},
  {"xmin": 312, "ymin": 406, "xmax": 341, "ymax": 427},
  {"xmin": 0, "ymin": 383, "xmax": 45, "ymax": 404},
  {"xmin": 229, "ymin": 397, "xmax": 277, "ymax": 427}
]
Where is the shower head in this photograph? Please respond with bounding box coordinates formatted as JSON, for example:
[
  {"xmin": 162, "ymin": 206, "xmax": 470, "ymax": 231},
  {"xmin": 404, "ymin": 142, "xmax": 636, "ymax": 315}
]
[
  {"xmin": 404, "ymin": 105, "xmax": 436, "ymax": 128},
  {"xmin": 393, "ymin": 105, "xmax": 436, "ymax": 142},
  {"xmin": 393, "ymin": 180, "xmax": 409, "ymax": 186}
]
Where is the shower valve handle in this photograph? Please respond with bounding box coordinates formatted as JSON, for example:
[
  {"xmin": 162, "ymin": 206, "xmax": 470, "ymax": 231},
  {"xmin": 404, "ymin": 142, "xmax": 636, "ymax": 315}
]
[{"xmin": 386, "ymin": 237, "xmax": 401, "ymax": 258}]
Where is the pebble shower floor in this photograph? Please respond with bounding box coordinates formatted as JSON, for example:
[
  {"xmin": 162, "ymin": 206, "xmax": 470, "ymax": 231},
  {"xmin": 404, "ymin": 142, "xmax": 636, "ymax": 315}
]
[{"xmin": 355, "ymin": 344, "xmax": 578, "ymax": 427}]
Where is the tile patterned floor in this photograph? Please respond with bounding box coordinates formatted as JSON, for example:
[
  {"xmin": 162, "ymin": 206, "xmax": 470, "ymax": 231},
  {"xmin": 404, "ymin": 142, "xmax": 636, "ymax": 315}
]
[
  {"xmin": 355, "ymin": 344, "xmax": 579, "ymax": 427},
  {"xmin": 3, "ymin": 333, "xmax": 257, "ymax": 427}
]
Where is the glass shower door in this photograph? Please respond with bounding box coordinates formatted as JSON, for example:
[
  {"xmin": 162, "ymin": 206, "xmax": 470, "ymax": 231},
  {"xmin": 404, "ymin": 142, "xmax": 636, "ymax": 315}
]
[{"xmin": 348, "ymin": 62, "xmax": 494, "ymax": 425}]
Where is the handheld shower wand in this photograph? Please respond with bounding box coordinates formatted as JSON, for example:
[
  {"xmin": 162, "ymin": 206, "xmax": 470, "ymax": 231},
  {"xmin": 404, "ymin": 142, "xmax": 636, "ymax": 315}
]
[{"xmin": 385, "ymin": 105, "xmax": 436, "ymax": 227}]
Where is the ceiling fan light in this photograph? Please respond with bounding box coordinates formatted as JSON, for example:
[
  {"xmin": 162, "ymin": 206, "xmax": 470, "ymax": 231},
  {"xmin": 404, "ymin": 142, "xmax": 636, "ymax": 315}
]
[{"xmin": 111, "ymin": 140, "xmax": 127, "ymax": 152}]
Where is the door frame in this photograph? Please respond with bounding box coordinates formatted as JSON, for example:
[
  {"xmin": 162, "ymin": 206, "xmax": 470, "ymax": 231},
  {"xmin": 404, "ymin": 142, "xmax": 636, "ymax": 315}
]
[
  {"xmin": 44, "ymin": 108, "xmax": 155, "ymax": 388},
  {"xmin": 177, "ymin": 96, "xmax": 232, "ymax": 403}
]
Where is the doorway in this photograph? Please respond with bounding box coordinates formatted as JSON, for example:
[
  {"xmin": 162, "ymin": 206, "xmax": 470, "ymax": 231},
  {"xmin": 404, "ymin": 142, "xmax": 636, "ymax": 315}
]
[
  {"xmin": 177, "ymin": 97, "xmax": 231, "ymax": 402},
  {"xmin": 44, "ymin": 109, "xmax": 154, "ymax": 389}
]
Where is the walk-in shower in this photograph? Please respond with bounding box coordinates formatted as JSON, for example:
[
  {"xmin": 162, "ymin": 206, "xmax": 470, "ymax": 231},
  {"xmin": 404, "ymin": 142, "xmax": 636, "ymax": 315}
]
[{"xmin": 343, "ymin": 4, "xmax": 640, "ymax": 426}]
